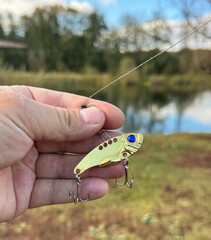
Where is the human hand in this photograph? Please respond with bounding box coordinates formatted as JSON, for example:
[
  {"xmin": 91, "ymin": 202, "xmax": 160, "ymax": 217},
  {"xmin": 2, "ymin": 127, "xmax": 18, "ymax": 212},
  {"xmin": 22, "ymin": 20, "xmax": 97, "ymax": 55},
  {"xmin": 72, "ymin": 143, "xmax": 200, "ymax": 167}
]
[{"xmin": 0, "ymin": 85, "xmax": 125, "ymax": 222}]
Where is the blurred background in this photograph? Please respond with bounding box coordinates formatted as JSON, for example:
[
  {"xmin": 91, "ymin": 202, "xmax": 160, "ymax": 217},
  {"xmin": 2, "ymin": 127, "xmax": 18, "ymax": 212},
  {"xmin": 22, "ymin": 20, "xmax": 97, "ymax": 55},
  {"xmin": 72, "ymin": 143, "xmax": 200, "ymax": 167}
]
[{"xmin": 0, "ymin": 0, "xmax": 211, "ymax": 239}]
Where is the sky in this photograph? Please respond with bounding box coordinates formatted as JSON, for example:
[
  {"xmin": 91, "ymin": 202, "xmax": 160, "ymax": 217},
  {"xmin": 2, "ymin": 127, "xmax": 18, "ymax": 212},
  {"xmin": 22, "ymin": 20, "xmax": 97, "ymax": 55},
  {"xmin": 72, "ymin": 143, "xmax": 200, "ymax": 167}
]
[
  {"xmin": 0, "ymin": 0, "xmax": 211, "ymax": 27},
  {"xmin": 0, "ymin": 0, "xmax": 210, "ymax": 49}
]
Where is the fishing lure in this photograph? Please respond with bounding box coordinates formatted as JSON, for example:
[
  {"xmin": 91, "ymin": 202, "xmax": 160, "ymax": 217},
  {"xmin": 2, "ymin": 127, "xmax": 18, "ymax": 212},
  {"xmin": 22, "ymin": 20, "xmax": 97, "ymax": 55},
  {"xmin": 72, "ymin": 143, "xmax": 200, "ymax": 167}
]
[
  {"xmin": 70, "ymin": 132, "xmax": 143, "ymax": 204},
  {"xmin": 69, "ymin": 19, "xmax": 210, "ymax": 204}
]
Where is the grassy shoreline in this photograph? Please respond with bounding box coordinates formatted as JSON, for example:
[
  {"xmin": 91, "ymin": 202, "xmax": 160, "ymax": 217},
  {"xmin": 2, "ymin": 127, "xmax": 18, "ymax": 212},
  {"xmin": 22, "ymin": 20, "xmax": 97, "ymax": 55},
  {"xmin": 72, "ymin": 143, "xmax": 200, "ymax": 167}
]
[
  {"xmin": 0, "ymin": 70, "xmax": 211, "ymax": 93},
  {"xmin": 0, "ymin": 133, "xmax": 210, "ymax": 240}
]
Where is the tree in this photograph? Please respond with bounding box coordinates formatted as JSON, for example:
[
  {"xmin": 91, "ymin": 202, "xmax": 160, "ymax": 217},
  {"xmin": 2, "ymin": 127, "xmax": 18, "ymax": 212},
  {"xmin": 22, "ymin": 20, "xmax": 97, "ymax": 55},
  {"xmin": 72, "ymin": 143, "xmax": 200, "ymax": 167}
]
[
  {"xmin": 22, "ymin": 6, "xmax": 62, "ymax": 70},
  {"xmin": 121, "ymin": 15, "xmax": 146, "ymax": 52},
  {"xmin": 171, "ymin": 0, "xmax": 211, "ymax": 39},
  {"xmin": 103, "ymin": 30, "xmax": 122, "ymax": 74},
  {"xmin": 83, "ymin": 12, "xmax": 107, "ymax": 71},
  {"xmin": 7, "ymin": 14, "xmax": 20, "ymax": 41},
  {"xmin": 0, "ymin": 16, "xmax": 5, "ymax": 40}
]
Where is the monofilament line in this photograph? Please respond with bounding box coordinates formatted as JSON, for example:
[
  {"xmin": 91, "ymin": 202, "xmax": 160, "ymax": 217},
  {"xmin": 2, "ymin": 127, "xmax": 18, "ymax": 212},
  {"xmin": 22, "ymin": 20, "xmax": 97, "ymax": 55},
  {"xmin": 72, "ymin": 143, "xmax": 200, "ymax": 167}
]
[{"xmin": 88, "ymin": 19, "xmax": 211, "ymax": 100}]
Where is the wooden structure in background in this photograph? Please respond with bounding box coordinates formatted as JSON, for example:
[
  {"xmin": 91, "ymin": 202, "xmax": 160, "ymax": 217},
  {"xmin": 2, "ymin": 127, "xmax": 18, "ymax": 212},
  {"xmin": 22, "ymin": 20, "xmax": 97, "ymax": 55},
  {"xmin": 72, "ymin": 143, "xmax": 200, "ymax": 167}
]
[{"xmin": 0, "ymin": 40, "xmax": 27, "ymax": 49}]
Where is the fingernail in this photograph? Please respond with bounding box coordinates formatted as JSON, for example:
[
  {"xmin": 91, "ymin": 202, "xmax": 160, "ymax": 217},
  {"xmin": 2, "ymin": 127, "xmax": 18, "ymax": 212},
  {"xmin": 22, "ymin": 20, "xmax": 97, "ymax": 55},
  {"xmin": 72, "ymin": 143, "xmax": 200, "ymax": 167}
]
[{"xmin": 80, "ymin": 107, "xmax": 104, "ymax": 124}]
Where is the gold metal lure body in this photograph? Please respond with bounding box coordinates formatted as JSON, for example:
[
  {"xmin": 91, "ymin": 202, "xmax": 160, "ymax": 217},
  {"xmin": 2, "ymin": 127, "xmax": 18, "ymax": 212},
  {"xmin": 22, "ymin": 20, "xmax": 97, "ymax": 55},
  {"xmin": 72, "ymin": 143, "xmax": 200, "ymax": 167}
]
[{"xmin": 74, "ymin": 133, "xmax": 143, "ymax": 175}]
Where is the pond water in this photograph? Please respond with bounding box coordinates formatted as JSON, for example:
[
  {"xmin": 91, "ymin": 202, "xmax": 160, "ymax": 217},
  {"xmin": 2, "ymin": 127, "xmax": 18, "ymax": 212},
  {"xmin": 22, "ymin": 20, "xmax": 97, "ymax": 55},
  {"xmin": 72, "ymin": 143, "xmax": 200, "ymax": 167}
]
[
  {"xmin": 120, "ymin": 91, "xmax": 211, "ymax": 134},
  {"xmin": 70, "ymin": 84, "xmax": 211, "ymax": 134}
]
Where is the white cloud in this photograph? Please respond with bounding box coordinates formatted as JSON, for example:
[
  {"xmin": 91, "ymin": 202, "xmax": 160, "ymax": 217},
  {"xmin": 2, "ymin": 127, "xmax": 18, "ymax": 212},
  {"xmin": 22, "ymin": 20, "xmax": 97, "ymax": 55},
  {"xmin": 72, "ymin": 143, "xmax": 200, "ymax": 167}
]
[
  {"xmin": 0, "ymin": 0, "xmax": 94, "ymax": 17},
  {"xmin": 98, "ymin": 0, "xmax": 117, "ymax": 5},
  {"xmin": 152, "ymin": 91, "xmax": 211, "ymax": 125},
  {"xmin": 185, "ymin": 92, "xmax": 211, "ymax": 125},
  {"xmin": 109, "ymin": 13, "xmax": 211, "ymax": 51},
  {"xmin": 0, "ymin": 0, "xmax": 63, "ymax": 16},
  {"xmin": 69, "ymin": 1, "xmax": 94, "ymax": 13}
]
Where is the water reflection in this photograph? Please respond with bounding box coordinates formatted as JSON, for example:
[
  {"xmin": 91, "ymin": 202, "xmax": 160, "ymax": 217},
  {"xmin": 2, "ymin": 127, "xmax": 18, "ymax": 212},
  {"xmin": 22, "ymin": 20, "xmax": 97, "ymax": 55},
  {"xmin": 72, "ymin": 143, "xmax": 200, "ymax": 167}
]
[
  {"xmin": 120, "ymin": 91, "xmax": 211, "ymax": 134},
  {"xmin": 43, "ymin": 78, "xmax": 211, "ymax": 134}
]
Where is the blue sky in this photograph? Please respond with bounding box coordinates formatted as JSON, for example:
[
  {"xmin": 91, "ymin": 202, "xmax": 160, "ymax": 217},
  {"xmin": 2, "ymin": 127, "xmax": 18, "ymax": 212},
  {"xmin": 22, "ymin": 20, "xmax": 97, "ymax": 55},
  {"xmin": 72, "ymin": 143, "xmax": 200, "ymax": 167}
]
[
  {"xmin": 66, "ymin": 0, "xmax": 211, "ymax": 27},
  {"xmin": 0, "ymin": 0, "xmax": 210, "ymax": 28}
]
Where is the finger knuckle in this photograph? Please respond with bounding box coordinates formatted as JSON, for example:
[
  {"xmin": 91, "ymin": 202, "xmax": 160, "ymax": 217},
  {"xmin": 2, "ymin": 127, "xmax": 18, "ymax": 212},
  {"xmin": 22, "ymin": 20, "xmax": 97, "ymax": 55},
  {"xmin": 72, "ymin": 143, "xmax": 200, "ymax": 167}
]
[
  {"xmin": 49, "ymin": 180, "xmax": 56, "ymax": 205},
  {"xmin": 56, "ymin": 107, "xmax": 79, "ymax": 138},
  {"xmin": 56, "ymin": 155, "xmax": 66, "ymax": 178},
  {"xmin": 0, "ymin": 91, "xmax": 25, "ymax": 112}
]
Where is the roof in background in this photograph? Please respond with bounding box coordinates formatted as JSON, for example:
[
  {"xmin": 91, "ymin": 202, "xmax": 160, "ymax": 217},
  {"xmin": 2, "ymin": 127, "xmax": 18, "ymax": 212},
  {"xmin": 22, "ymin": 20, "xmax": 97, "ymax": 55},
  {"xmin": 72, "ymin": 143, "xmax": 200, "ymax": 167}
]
[{"xmin": 0, "ymin": 40, "xmax": 27, "ymax": 49}]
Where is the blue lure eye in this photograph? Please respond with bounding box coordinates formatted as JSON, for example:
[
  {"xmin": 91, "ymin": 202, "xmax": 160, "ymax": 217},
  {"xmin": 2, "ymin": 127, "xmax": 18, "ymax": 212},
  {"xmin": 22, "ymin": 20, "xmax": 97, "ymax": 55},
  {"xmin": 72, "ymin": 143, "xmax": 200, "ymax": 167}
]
[{"xmin": 127, "ymin": 134, "xmax": 136, "ymax": 143}]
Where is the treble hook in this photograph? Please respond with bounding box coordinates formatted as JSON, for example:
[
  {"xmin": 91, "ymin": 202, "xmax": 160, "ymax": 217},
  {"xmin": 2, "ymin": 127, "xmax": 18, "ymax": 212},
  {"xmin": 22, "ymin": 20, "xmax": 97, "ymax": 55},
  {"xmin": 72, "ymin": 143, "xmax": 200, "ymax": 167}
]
[
  {"xmin": 116, "ymin": 158, "xmax": 134, "ymax": 188},
  {"xmin": 69, "ymin": 174, "xmax": 89, "ymax": 204}
]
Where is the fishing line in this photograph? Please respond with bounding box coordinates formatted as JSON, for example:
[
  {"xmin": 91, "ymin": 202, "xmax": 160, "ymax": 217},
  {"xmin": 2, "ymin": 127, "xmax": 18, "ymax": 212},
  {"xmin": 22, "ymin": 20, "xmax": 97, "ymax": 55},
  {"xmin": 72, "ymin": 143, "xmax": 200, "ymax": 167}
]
[{"xmin": 84, "ymin": 18, "xmax": 210, "ymax": 104}]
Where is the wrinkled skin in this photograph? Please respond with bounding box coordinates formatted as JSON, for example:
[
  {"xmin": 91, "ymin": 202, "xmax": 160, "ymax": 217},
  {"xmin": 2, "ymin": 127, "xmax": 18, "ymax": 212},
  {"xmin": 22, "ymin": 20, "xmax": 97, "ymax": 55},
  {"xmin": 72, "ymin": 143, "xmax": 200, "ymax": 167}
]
[{"xmin": 0, "ymin": 86, "xmax": 125, "ymax": 222}]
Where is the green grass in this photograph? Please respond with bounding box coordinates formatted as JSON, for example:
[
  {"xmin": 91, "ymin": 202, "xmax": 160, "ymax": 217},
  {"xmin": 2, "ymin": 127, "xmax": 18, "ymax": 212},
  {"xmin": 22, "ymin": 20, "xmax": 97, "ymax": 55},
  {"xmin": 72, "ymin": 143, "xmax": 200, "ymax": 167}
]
[
  {"xmin": 0, "ymin": 70, "xmax": 211, "ymax": 93},
  {"xmin": 0, "ymin": 134, "xmax": 210, "ymax": 240}
]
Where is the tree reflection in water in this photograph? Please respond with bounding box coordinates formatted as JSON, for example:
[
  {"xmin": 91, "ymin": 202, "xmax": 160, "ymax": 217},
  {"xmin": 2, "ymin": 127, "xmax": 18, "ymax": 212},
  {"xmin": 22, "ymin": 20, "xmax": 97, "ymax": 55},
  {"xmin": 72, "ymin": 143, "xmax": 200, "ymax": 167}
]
[{"xmin": 52, "ymin": 78, "xmax": 211, "ymax": 134}]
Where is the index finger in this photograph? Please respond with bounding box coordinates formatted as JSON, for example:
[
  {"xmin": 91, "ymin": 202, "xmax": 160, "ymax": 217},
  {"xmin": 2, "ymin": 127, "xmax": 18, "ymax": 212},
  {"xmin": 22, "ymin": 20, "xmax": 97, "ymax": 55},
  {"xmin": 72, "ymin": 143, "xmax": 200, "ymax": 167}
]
[{"xmin": 18, "ymin": 86, "xmax": 125, "ymax": 130}]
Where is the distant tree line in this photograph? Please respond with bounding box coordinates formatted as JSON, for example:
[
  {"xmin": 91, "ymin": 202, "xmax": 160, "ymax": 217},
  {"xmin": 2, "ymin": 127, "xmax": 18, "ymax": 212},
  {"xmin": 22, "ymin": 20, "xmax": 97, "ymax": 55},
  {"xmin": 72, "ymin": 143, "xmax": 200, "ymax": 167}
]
[{"xmin": 0, "ymin": 5, "xmax": 210, "ymax": 74}]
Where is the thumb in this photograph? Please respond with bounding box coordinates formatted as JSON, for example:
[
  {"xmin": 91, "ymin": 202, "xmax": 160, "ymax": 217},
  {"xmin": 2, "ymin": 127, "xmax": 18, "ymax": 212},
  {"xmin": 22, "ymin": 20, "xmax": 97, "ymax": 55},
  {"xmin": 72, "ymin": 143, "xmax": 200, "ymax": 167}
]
[{"xmin": 21, "ymin": 98, "xmax": 105, "ymax": 142}]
